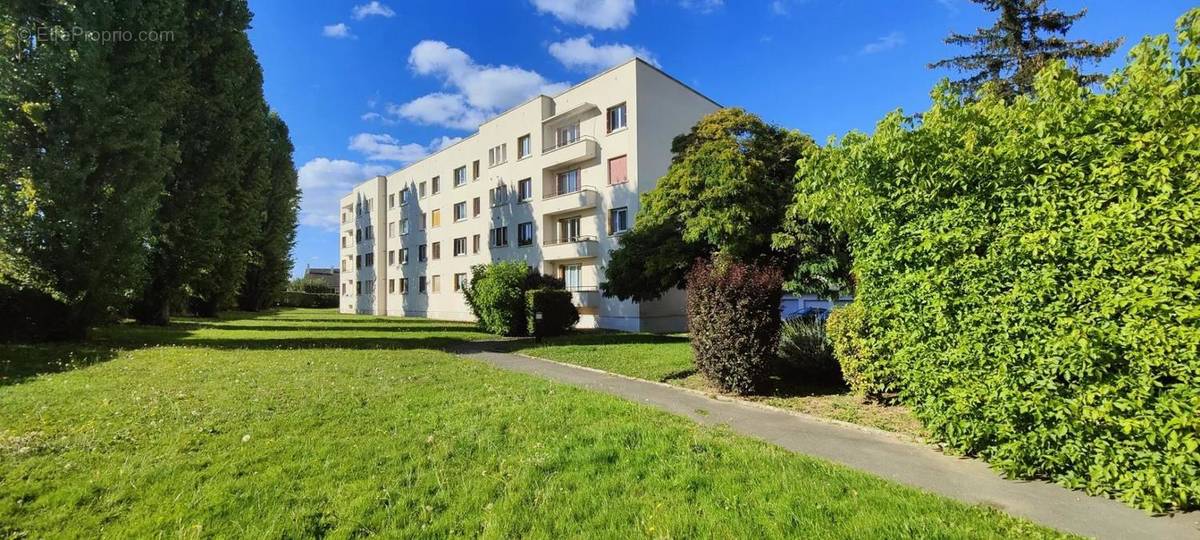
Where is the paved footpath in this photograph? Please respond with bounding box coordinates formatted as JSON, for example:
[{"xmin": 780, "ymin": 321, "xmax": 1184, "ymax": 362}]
[{"xmin": 451, "ymin": 344, "xmax": 1199, "ymax": 540}]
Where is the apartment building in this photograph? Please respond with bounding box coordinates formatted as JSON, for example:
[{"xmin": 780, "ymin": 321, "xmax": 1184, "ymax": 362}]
[{"xmin": 338, "ymin": 58, "xmax": 719, "ymax": 332}]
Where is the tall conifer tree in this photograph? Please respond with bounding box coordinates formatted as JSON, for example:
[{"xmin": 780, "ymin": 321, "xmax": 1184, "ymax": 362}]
[{"xmin": 237, "ymin": 112, "xmax": 299, "ymax": 312}]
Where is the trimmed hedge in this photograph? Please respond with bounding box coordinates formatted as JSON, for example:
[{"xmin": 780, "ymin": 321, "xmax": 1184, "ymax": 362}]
[
  {"xmin": 788, "ymin": 13, "xmax": 1200, "ymax": 511},
  {"xmin": 275, "ymin": 291, "xmax": 338, "ymax": 308},
  {"xmin": 463, "ymin": 262, "xmax": 572, "ymax": 336},
  {"xmin": 686, "ymin": 259, "xmax": 784, "ymax": 394},
  {"xmin": 825, "ymin": 302, "xmax": 890, "ymax": 399},
  {"xmin": 526, "ymin": 288, "xmax": 579, "ymax": 337}
]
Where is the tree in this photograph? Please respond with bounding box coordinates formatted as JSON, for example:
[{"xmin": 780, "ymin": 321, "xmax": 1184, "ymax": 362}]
[
  {"xmin": 0, "ymin": 0, "xmax": 185, "ymax": 338},
  {"xmin": 136, "ymin": 0, "xmax": 266, "ymax": 323},
  {"xmin": 238, "ymin": 113, "xmax": 299, "ymax": 311},
  {"xmin": 602, "ymin": 108, "xmax": 849, "ymax": 302},
  {"xmin": 929, "ymin": 0, "xmax": 1122, "ymax": 98}
]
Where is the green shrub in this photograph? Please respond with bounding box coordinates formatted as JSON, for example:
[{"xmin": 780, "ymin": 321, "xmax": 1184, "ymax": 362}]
[
  {"xmin": 776, "ymin": 315, "xmax": 838, "ymax": 381},
  {"xmin": 825, "ymin": 303, "xmax": 892, "ymax": 399},
  {"xmin": 785, "ymin": 12, "xmax": 1200, "ymax": 511},
  {"xmin": 463, "ymin": 262, "xmax": 567, "ymax": 336},
  {"xmin": 275, "ymin": 291, "xmax": 338, "ymax": 308},
  {"xmin": 526, "ymin": 288, "xmax": 579, "ymax": 337},
  {"xmin": 687, "ymin": 259, "xmax": 784, "ymax": 395}
]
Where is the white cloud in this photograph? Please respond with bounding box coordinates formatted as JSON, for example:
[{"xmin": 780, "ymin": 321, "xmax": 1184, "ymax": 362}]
[
  {"xmin": 388, "ymin": 41, "xmax": 568, "ymax": 130},
  {"xmin": 530, "ymin": 0, "xmax": 635, "ymax": 30},
  {"xmin": 860, "ymin": 31, "xmax": 905, "ymax": 55},
  {"xmin": 348, "ymin": 133, "xmax": 462, "ymax": 162},
  {"xmin": 352, "ymin": 1, "xmax": 395, "ymax": 19},
  {"xmin": 322, "ymin": 23, "xmax": 353, "ymax": 39},
  {"xmin": 548, "ymin": 35, "xmax": 656, "ymax": 72},
  {"xmin": 679, "ymin": 0, "xmax": 723, "ymax": 13},
  {"xmin": 296, "ymin": 158, "xmax": 389, "ymax": 229},
  {"xmin": 770, "ymin": 0, "xmax": 788, "ymax": 15}
]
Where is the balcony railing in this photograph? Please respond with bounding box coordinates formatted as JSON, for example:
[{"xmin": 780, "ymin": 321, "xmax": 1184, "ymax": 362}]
[
  {"xmin": 566, "ymin": 286, "xmax": 602, "ymax": 308},
  {"xmin": 542, "ymin": 136, "xmax": 598, "ymax": 168},
  {"xmin": 542, "ymin": 235, "xmax": 600, "ymax": 260},
  {"xmin": 541, "ymin": 186, "xmax": 598, "ymax": 216}
]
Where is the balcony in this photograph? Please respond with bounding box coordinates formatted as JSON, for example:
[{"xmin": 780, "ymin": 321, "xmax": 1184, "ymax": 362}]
[
  {"xmin": 542, "ymin": 136, "xmax": 598, "ymax": 169},
  {"xmin": 568, "ymin": 287, "xmax": 602, "ymax": 308},
  {"xmin": 542, "ymin": 235, "xmax": 600, "ymax": 261},
  {"xmin": 541, "ymin": 186, "xmax": 598, "ymax": 216}
]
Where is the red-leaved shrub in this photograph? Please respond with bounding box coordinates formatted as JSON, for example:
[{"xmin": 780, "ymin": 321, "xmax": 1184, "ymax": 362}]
[{"xmin": 686, "ymin": 259, "xmax": 784, "ymax": 394}]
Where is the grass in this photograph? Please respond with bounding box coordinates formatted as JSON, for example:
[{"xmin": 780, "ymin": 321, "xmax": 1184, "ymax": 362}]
[
  {"xmin": 506, "ymin": 330, "xmax": 925, "ymax": 438},
  {"xmin": 0, "ymin": 309, "xmax": 1063, "ymax": 537}
]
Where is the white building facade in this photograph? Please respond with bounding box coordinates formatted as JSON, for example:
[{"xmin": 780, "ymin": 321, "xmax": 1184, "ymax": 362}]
[{"xmin": 338, "ymin": 59, "xmax": 719, "ymax": 332}]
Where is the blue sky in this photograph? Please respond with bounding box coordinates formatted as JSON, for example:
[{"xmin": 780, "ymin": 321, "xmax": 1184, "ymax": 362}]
[{"xmin": 245, "ymin": 0, "xmax": 1194, "ymax": 276}]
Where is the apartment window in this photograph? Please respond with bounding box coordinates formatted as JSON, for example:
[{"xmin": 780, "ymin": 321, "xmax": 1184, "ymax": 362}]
[
  {"xmin": 559, "ymin": 217, "xmax": 581, "ymax": 242},
  {"xmin": 388, "ymin": 250, "xmax": 395, "ymax": 266},
  {"xmin": 610, "ymin": 207, "xmax": 629, "ymax": 234},
  {"xmin": 356, "ymin": 228, "xmax": 362, "ymax": 242},
  {"xmin": 365, "ymin": 253, "xmax": 374, "ymax": 267},
  {"xmin": 472, "ymin": 234, "xmax": 480, "ymax": 254},
  {"xmin": 365, "ymin": 199, "xmax": 373, "ymax": 212},
  {"xmin": 453, "ymin": 273, "xmax": 467, "ymax": 292},
  {"xmin": 517, "ymin": 134, "xmax": 531, "ymax": 159},
  {"xmin": 431, "ymin": 241, "xmax": 441, "ymax": 260},
  {"xmin": 472, "ymin": 160, "xmax": 480, "ymax": 180},
  {"xmin": 607, "ymin": 103, "xmax": 627, "ymax": 132},
  {"xmin": 388, "ymin": 221, "xmax": 396, "ymax": 238},
  {"xmin": 517, "ymin": 178, "xmax": 533, "ymax": 201},
  {"xmin": 400, "ymin": 247, "xmax": 409, "ymax": 264},
  {"xmin": 472, "ymin": 197, "xmax": 481, "ymax": 217},
  {"xmin": 454, "ymin": 166, "xmax": 467, "ymax": 187},
  {"xmin": 488, "ymin": 144, "xmax": 507, "ymax": 166},
  {"xmin": 431, "ymin": 275, "xmax": 441, "ymax": 294},
  {"xmin": 430, "ymin": 209, "xmax": 441, "ymax": 228},
  {"xmin": 341, "ymin": 236, "xmax": 348, "ymax": 248},
  {"xmin": 388, "ymin": 194, "xmax": 396, "ymax": 208},
  {"xmin": 608, "ymin": 155, "xmax": 628, "ymax": 185},
  {"xmin": 355, "ymin": 255, "xmax": 362, "ymax": 269},
  {"xmin": 357, "ymin": 281, "xmax": 362, "ymax": 294},
  {"xmin": 419, "ymin": 276, "xmax": 427, "ymax": 294},
  {"xmin": 419, "ymin": 212, "xmax": 427, "ymax": 231},
  {"xmin": 388, "ymin": 279, "xmax": 395, "ymax": 294},
  {"xmin": 341, "ymin": 259, "xmax": 347, "ymax": 272},
  {"xmin": 431, "ymin": 176, "xmax": 441, "ymax": 194},
  {"xmin": 556, "ymin": 123, "xmax": 580, "ymax": 147},
  {"xmin": 399, "ymin": 277, "xmax": 408, "ymax": 293},
  {"xmin": 355, "ymin": 201, "xmax": 361, "ymax": 216},
  {"xmin": 342, "ymin": 282, "xmax": 347, "ymax": 295},
  {"xmin": 418, "ymin": 244, "xmax": 427, "ymax": 262},
  {"xmin": 490, "ymin": 226, "xmax": 509, "ymax": 247},
  {"xmin": 555, "ymin": 169, "xmax": 580, "ymax": 195},
  {"xmin": 342, "ymin": 212, "xmax": 349, "ymax": 224},
  {"xmin": 517, "ymin": 222, "xmax": 534, "ymax": 246},
  {"xmin": 453, "ymin": 201, "xmax": 467, "ymax": 222},
  {"xmin": 453, "ymin": 237, "xmax": 467, "ymax": 256},
  {"xmin": 419, "ymin": 181, "xmax": 427, "ymax": 198},
  {"xmin": 400, "ymin": 188, "xmax": 410, "ymax": 205},
  {"xmin": 400, "ymin": 218, "xmax": 409, "ymax": 235},
  {"xmin": 490, "ymin": 184, "xmax": 509, "ymax": 206}
]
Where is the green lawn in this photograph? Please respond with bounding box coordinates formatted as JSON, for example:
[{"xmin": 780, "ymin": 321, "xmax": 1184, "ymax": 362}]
[
  {"xmin": 0, "ymin": 309, "xmax": 1062, "ymax": 537},
  {"xmin": 507, "ymin": 330, "xmax": 925, "ymax": 438}
]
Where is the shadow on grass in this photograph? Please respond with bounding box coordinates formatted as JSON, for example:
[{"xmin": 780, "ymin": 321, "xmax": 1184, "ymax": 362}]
[
  {"xmin": 170, "ymin": 323, "xmax": 481, "ymax": 334},
  {"xmin": 0, "ymin": 343, "xmax": 120, "ymax": 388}
]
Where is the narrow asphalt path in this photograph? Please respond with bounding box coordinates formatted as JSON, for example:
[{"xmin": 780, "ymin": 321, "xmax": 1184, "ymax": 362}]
[{"xmin": 450, "ymin": 343, "xmax": 1199, "ymax": 540}]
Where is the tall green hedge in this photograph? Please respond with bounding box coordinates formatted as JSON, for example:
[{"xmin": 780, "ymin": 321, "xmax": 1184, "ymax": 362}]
[
  {"xmin": 526, "ymin": 288, "xmax": 579, "ymax": 337},
  {"xmin": 786, "ymin": 11, "xmax": 1200, "ymax": 511}
]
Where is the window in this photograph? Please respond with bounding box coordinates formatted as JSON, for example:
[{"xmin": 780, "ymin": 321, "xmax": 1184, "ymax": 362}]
[
  {"xmin": 419, "ymin": 181, "xmax": 427, "ymax": 198},
  {"xmin": 356, "ymin": 255, "xmax": 362, "ymax": 269},
  {"xmin": 342, "ymin": 212, "xmax": 349, "ymax": 224},
  {"xmin": 472, "ymin": 197, "xmax": 481, "ymax": 217},
  {"xmin": 490, "ymin": 226, "xmax": 508, "ymax": 247},
  {"xmin": 556, "ymin": 123, "xmax": 580, "ymax": 147},
  {"xmin": 357, "ymin": 281, "xmax": 362, "ymax": 294},
  {"xmin": 356, "ymin": 229, "xmax": 362, "ymax": 242},
  {"xmin": 609, "ymin": 207, "xmax": 629, "ymax": 234},
  {"xmin": 517, "ymin": 178, "xmax": 533, "ymax": 201},
  {"xmin": 431, "ymin": 176, "xmax": 440, "ymax": 194},
  {"xmin": 454, "ymin": 166, "xmax": 467, "ymax": 187},
  {"xmin": 431, "ymin": 241, "xmax": 441, "ymax": 260},
  {"xmin": 453, "ymin": 201, "xmax": 467, "ymax": 222},
  {"xmin": 400, "ymin": 218, "xmax": 409, "ymax": 235},
  {"xmin": 453, "ymin": 237, "xmax": 467, "ymax": 256},
  {"xmin": 400, "ymin": 247, "xmax": 409, "ymax": 264},
  {"xmin": 490, "ymin": 184, "xmax": 509, "ymax": 206},
  {"xmin": 388, "ymin": 279, "xmax": 395, "ymax": 294},
  {"xmin": 388, "ymin": 221, "xmax": 396, "ymax": 238},
  {"xmin": 342, "ymin": 282, "xmax": 347, "ymax": 295},
  {"xmin": 431, "ymin": 275, "xmax": 441, "ymax": 293},
  {"xmin": 342, "ymin": 236, "xmax": 348, "ymax": 248},
  {"xmin": 431, "ymin": 209, "xmax": 441, "ymax": 228},
  {"xmin": 400, "ymin": 188, "xmax": 410, "ymax": 205},
  {"xmin": 608, "ymin": 155, "xmax": 628, "ymax": 185},
  {"xmin": 518, "ymin": 222, "xmax": 534, "ymax": 246},
  {"xmin": 365, "ymin": 253, "xmax": 374, "ymax": 267},
  {"xmin": 607, "ymin": 103, "xmax": 627, "ymax": 132},
  {"xmin": 419, "ymin": 276, "xmax": 427, "ymax": 294},
  {"xmin": 389, "ymin": 194, "xmax": 396, "ymax": 208},
  {"xmin": 454, "ymin": 273, "xmax": 467, "ymax": 292},
  {"xmin": 561, "ymin": 264, "xmax": 582, "ymax": 290},
  {"xmin": 472, "ymin": 160, "xmax": 480, "ymax": 180},
  {"xmin": 488, "ymin": 143, "xmax": 507, "ymax": 166},
  {"xmin": 555, "ymin": 169, "xmax": 580, "ymax": 195},
  {"xmin": 559, "ymin": 217, "xmax": 580, "ymax": 242},
  {"xmin": 419, "ymin": 212, "xmax": 427, "ymax": 231},
  {"xmin": 517, "ymin": 134, "xmax": 531, "ymax": 159},
  {"xmin": 418, "ymin": 244, "xmax": 427, "ymax": 262},
  {"xmin": 388, "ymin": 250, "xmax": 395, "ymax": 265},
  {"xmin": 472, "ymin": 234, "xmax": 480, "ymax": 254},
  {"xmin": 399, "ymin": 278, "xmax": 408, "ymax": 293}
]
